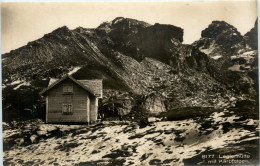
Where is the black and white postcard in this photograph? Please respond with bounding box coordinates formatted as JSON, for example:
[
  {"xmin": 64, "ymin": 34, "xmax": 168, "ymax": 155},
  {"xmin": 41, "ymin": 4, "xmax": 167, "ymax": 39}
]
[{"xmin": 1, "ymin": 1, "xmax": 259, "ymax": 165}]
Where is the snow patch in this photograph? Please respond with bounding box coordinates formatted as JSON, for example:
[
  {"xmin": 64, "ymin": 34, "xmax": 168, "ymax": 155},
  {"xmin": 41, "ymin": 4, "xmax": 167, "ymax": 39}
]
[
  {"xmin": 68, "ymin": 66, "xmax": 81, "ymax": 75},
  {"xmin": 200, "ymin": 49, "xmax": 210, "ymax": 55},
  {"xmin": 48, "ymin": 78, "xmax": 59, "ymax": 86},
  {"xmin": 228, "ymin": 64, "xmax": 241, "ymax": 71},
  {"xmin": 10, "ymin": 80, "xmax": 22, "ymax": 85},
  {"xmin": 85, "ymin": 29, "xmax": 94, "ymax": 34},
  {"xmin": 242, "ymin": 50, "xmax": 257, "ymax": 56},
  {"xmin": 247, "ymin": 119, "xmax": 255, "ymax": 125},
  {"xmin": 3, "ymin": 111, "xmax": 259, "ymax": 166},
  {"xmin": 13, "ymin": 82, "xmax": 30, "ymax": 90},
  {"xmin": 199, "ymin": 42, "xmax": 216, "ymax": 55},
  {"xmin": 113, "ymin": 17, "xmax": 124, "ymax": 24},
  {"xmin": 211, "ymin": 55, "xmax": 223, "ymax": 60}
]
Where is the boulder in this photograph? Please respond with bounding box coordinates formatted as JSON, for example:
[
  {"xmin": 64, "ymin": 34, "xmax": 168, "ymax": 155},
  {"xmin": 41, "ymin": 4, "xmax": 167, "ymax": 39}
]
[{"xmin": 144, "ymin": 93, "xmax": 166, "ymax": 116}]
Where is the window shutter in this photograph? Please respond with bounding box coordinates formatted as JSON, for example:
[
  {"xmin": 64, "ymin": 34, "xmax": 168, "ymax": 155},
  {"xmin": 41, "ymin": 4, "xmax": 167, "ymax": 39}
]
[
  {"xmin": 62, "ymin": 103, "xmax": 73, "ymax": 114},
  {"xmin": 63, "ymin": 85, "xmax": 73, "ymax": 94},
  {"xmin": 68, "ymin": 104, "xmax": 72, "ymax": 112},
  {"xmin": 63, "ymin": 86, "xmax": 67, "ymax": 93},
  {"xmin": 62, "ymin": 104, "xmax": 67, "ymax": 113},
  {"xmin": 68, "ymin": 86, "xmax": 73, "ymax": 93}
]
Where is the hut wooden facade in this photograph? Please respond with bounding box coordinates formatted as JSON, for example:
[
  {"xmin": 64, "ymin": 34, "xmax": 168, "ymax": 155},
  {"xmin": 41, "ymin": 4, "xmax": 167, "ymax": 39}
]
[{"xmin": 41, "ymin": 75, "xmax": 102, "ymax": 123}]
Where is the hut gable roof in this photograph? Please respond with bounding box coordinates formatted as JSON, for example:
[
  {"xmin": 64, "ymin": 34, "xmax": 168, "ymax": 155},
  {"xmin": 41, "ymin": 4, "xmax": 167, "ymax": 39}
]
[
  {"xmin": 41, "ymin": 75, "xmax": 102, "ymax": 97},
  {"xmin": 78, "ymin": 80, "xmax": 103, "ymax": 97}
]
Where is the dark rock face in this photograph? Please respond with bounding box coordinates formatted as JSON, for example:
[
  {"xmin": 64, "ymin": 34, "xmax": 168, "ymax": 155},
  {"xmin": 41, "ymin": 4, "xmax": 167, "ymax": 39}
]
[
  {"xmin": 96, "ymin": 17, "xmax": 184, "ymax": 64},
  {"xmin": 137, "ymin": 24, "xmax": 184, "ymax": 64},
  {"xmin": 245, "ymin": 19, "xmax": 258, "ymax": 50},
  {"xmin": 143, "ymin": 23, "xmax": 183, "ymax": 42},
  {"xmin": 198, "ymin": 21, "xmax": 243, "ymax": 54},
  {"xmin": 193, "ymin": 20, "xmax": 258, "ymax": 97},
  {"xmin": 2, "ymin": 17, "xmax": 258, "ymax": 121},
  {"xmin": 202, "ymin": 21, "xmax": 242, "ymax": 40}
]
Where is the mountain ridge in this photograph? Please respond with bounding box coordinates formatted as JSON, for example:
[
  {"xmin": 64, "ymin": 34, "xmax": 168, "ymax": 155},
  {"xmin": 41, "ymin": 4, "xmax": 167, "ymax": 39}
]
[{"xmin": 2, "ymin": 17, "xmax": 258, "ymax": 122}]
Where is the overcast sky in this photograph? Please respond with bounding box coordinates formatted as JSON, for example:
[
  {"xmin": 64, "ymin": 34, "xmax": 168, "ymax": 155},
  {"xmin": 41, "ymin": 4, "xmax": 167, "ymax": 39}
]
[{"xmin": 1, "ymin": 1, "xmax": 257, "ymax": 54}]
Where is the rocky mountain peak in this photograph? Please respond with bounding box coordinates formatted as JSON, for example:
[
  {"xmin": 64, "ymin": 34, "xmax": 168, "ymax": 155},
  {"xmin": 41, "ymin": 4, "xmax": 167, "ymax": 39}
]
[
  {"xmin": 148, "ymin": 23, "xmax": 184, "ymax": 42},
  {"xmin": 97, "ymin": 17, "xmax": 151, "ymax": 33},
  {"xmin": 50, "ymin": 26, "xmax": 72, "ymax": 36},
  {"xmin": 74, "ymin": 26, "xmax": 86, "ymax": 31},
  {"xmin": 111, "ymin": 17, "xmax": 151, "ymax": 28},
  {"xmin": 73, "ymin": 27, "xmax": 95, "ymax": 35},
  {"xmin": 201, "ymin": 21, "xmax": 242, "ymax": 39},
  {"xmin": 197, "ymin": 20, "xmax": 243, "ymax": 51}
]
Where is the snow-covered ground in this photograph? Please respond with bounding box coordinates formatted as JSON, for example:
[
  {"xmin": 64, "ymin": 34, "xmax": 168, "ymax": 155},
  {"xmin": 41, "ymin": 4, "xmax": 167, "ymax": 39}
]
[{"xmin": 3, "ymin": 111, "xmax": 259, "ymax": 166}]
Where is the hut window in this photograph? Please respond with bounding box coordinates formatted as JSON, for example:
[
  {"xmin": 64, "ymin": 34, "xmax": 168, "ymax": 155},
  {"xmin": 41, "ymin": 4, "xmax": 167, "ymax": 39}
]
[
  {"xmin": 62, "ymin": 103, "xmax": 73, "ymax": 114},
  {"xmin": 63, "ymin": 85, "xmax": 73, "ymax": 94}
]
